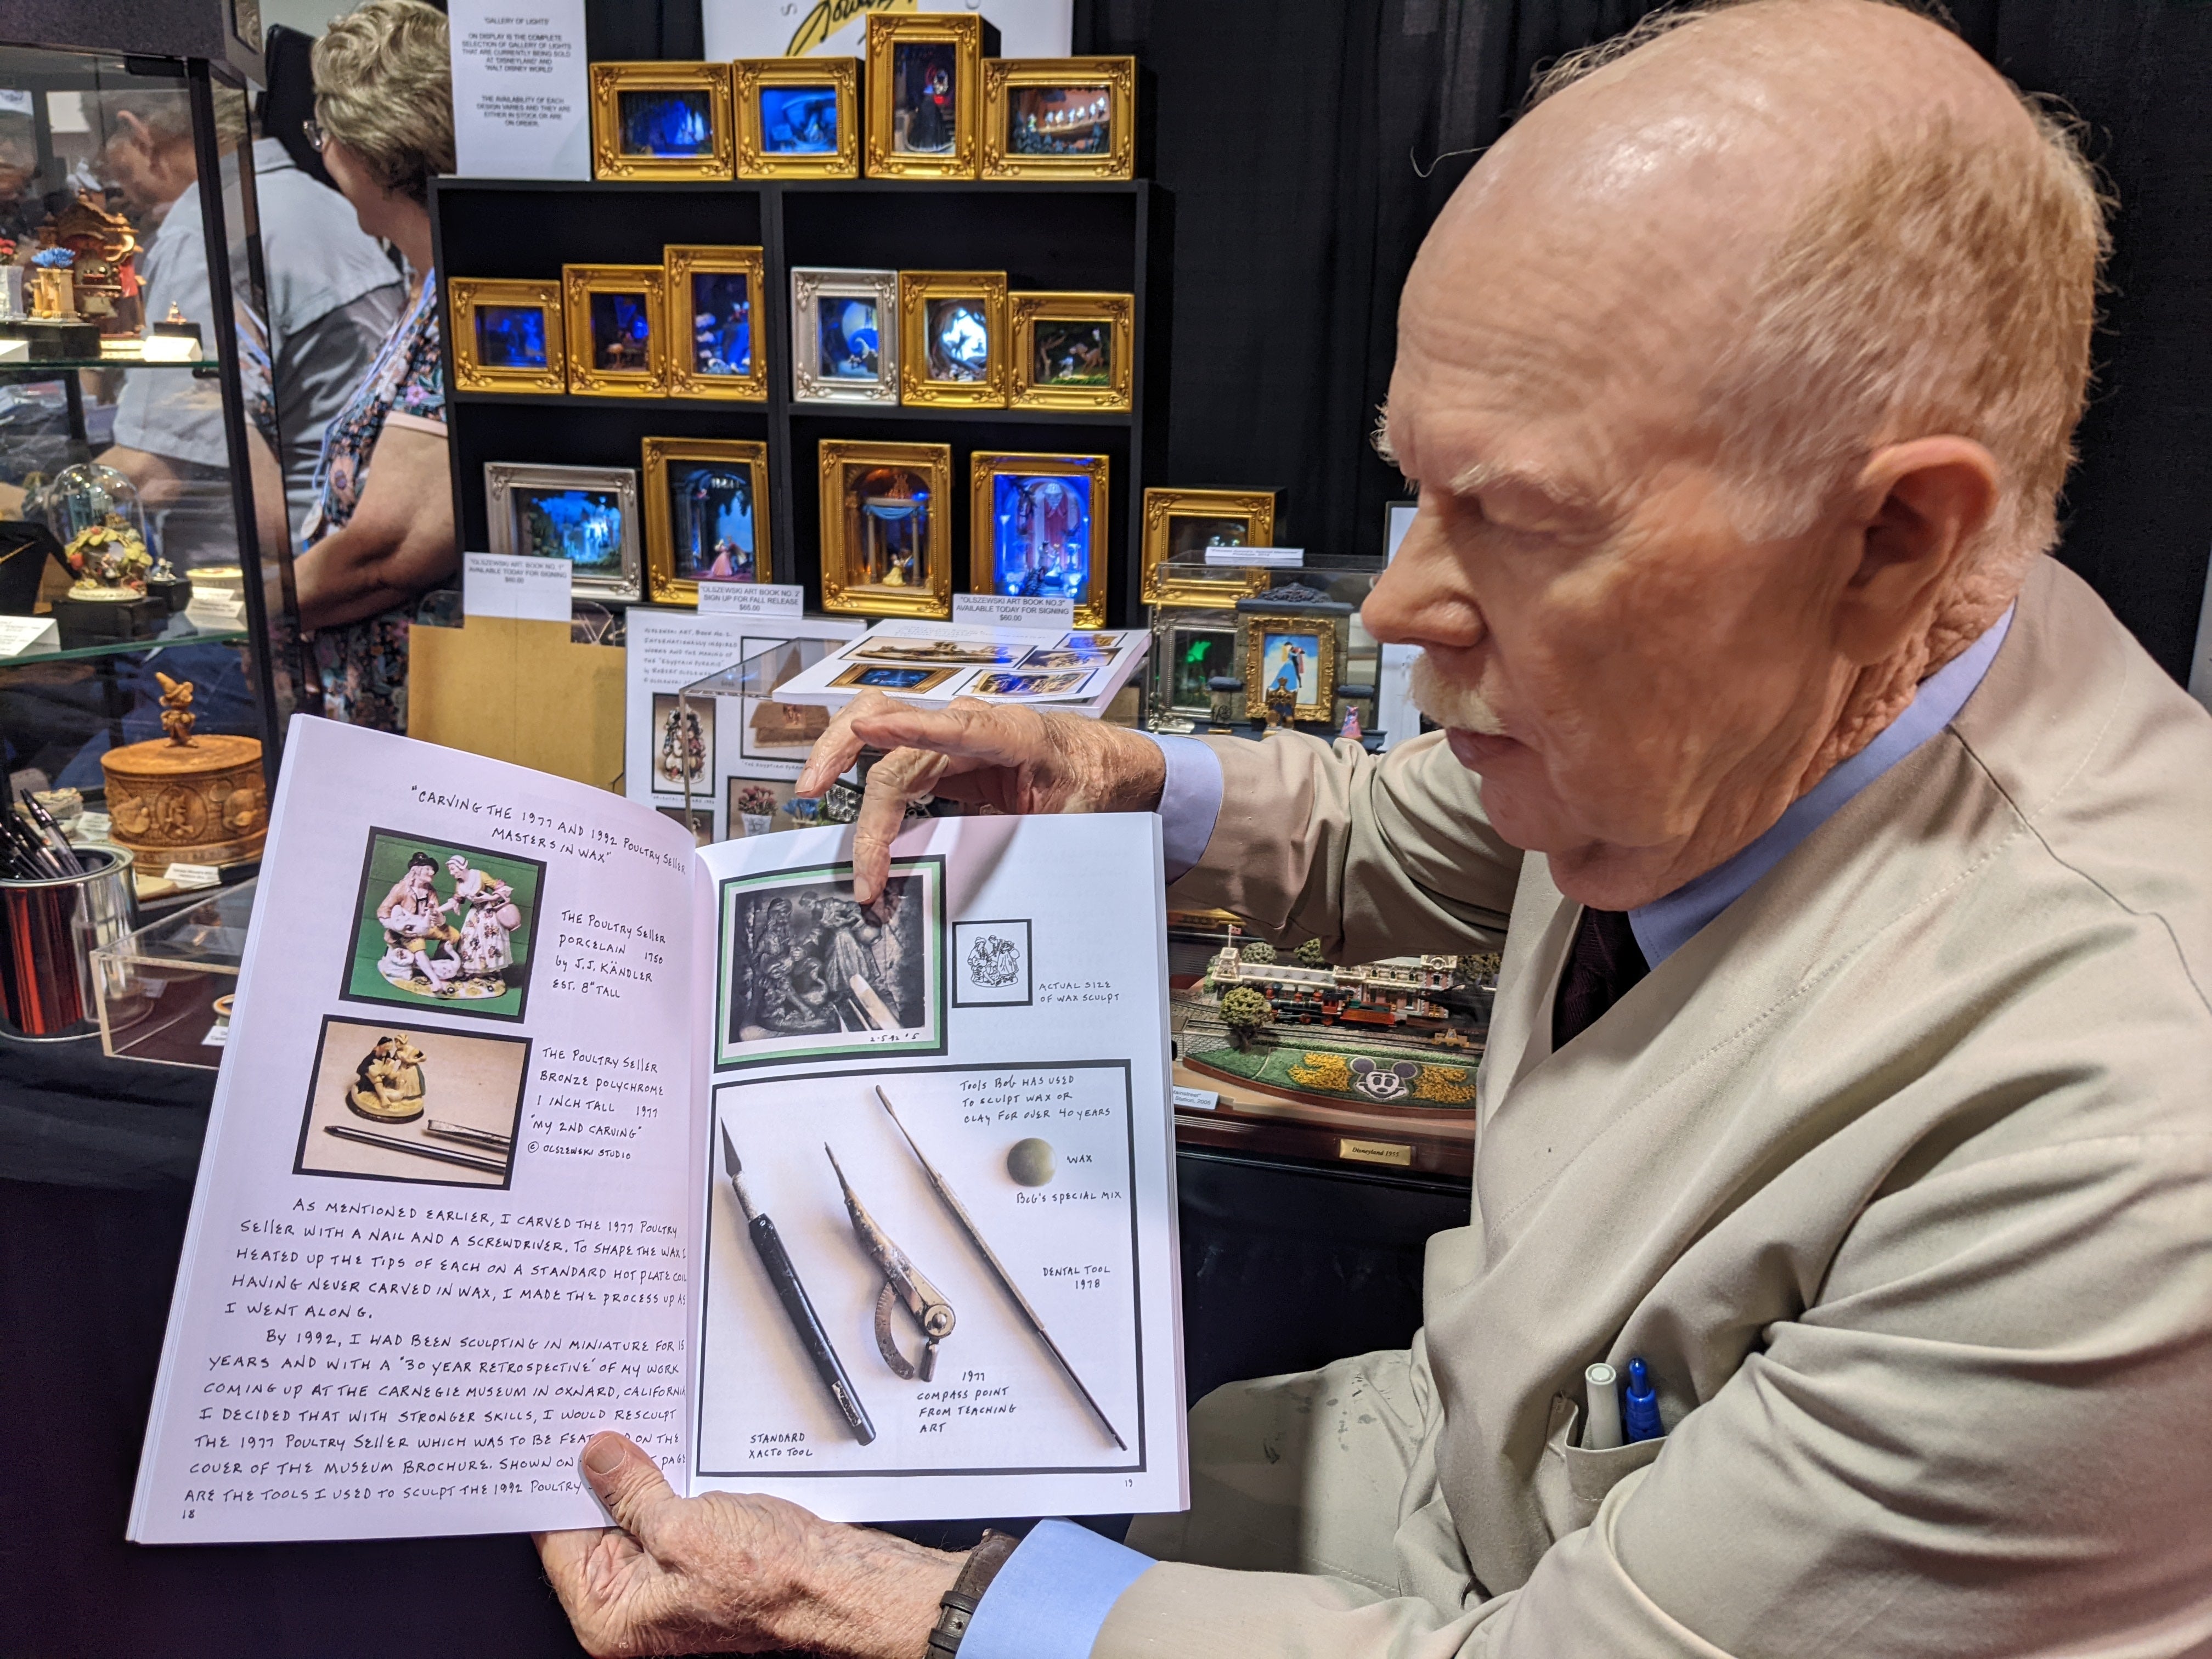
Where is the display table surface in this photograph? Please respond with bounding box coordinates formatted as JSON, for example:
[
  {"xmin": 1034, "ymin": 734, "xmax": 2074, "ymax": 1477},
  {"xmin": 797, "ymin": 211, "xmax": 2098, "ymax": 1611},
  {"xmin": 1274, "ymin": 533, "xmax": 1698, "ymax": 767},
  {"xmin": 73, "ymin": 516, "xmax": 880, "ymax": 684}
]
[{"xmin": 3, "ymin": 1039, "xmax": 1465, "ymax": 1658}]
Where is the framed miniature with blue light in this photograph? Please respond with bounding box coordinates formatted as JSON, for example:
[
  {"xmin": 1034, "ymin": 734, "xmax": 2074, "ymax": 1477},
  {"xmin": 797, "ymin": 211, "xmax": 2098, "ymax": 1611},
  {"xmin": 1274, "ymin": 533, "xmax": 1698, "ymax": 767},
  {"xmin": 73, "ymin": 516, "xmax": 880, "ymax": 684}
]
[
  {"xmin": 981, "ymin": 58, "xmax": 1136, "ymax": 181},
  {"xmin": 642, "ymin": 437, "xmax": 771, "ymax": 605},
  {"xmin": 899, "ymin": 270, "xmax": 1008, "ymax": 408},
  {"xmin": 818, "ymin": 439, "xmax": 954, "ymax": 619},
  {"xmin": 563, "ymin": 264, "xmax": 668, "ymax": 398},
  {"xmin": 484, "ymin": 462, "xmax": 642, "ymax": 603},
  {"xmin": 790, "ymin": 267, "xmax": 899, "ymax": 406},
  {"xmin": 735, "ymin": 57, "xmax": 859, "ymax": 178},
  {"xmin": 1240, "ymin": 609, "xmax": 1338, "ymax": 723},
  {"xmin": 1009, "ymin": 292, "xmax": 1132, "ymax": 413},
  {"xmin": 865, "ymin": 13, "xmax": 986, "ymax": 179},
  {"xmin": 448, "ymin": 279, "xmax": 566, "ymax": 396},
  {"xmin": 590, "ymin": 62, "xmax": 734, "ymax": 180},
  {"xmin": 969, "ymin": 452, "xmax": 1110, "ymax": 629},
  {"xmin": 1141, "ymin": 487, "xmax": 1278, "ymax": 606},
  {"xmin": 665, "ymin": 245, "xmax": 767, "ymax": 402}
]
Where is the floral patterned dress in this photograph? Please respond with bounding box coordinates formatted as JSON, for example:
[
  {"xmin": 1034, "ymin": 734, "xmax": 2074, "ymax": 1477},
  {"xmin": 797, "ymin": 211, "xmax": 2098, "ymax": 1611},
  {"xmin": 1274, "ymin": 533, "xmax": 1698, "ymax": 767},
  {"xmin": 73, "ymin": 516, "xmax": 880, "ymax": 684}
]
[{"xmin": 303, "ymin": 269, "xmax": 444, "ymax": 731}]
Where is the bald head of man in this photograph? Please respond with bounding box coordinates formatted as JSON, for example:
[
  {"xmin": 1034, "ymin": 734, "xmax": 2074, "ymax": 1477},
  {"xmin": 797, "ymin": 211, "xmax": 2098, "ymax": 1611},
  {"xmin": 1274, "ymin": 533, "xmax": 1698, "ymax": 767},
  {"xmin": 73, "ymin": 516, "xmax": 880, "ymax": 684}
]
[{"xmin": 1365, "ymin": 0, "xmax": 2108, "ymax": 909}]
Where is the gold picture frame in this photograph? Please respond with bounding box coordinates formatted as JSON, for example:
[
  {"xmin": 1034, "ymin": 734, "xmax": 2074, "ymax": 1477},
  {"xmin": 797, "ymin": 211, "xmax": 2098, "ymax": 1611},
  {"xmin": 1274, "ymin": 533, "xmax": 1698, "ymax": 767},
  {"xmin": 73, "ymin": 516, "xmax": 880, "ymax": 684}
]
[
  {"xmin": 865, "ymin": 13, "xmax": 984, "ymax": 179},
  {"xmin": 818, "ymin": 439, "xmax": 955, "ymax": 618},
  {"xmin": 969, "ymin": 452, "xmax": 1110, "ymax": 629},
  {"xmin": 563, "ymin": 265, "xmax": 669, "ymax": 397},
  {"xmin": 1009, "ymin": 291, "xmax": 1132, "ymax": 413},
  {"xmin": 899, "ymin": 270, "xmax": 1008, "ymax": 408},
  {"xmin": 1141, "ymin": 488, "xmax": 1278, "ymax": 607},
  {"xmin": 980, "ymin": 57, "xmax": 1136, "ymax": 180},
  {"xmin": 447, "ymin": 278, "xmax": 566, "ymax": 395},
  {"xmin": 641, "ymin": 437, "xmax": 771, "ymax": 605},
  {"xmin": 664, "ymin": 245, "xmax": 767, "ymax": 401},
  {"xmin": 1241, "ymin": 610, "xmax": 1339, "ymax": 723},
  {"xmin": 735, "ymin": 57, "xmax": 859, "ymax": 178},
  {"xmin": 590, "ymin": 61, "xmax": 735, "ymax": 180}
]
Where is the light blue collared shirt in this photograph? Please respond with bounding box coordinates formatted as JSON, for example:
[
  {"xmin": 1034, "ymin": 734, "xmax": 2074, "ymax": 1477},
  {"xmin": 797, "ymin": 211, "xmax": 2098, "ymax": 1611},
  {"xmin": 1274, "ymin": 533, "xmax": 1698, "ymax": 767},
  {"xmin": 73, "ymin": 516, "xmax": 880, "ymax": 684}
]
[{"xmin": 1003, "ymin": 616, "xmax": 2016, "ymax": 1652}]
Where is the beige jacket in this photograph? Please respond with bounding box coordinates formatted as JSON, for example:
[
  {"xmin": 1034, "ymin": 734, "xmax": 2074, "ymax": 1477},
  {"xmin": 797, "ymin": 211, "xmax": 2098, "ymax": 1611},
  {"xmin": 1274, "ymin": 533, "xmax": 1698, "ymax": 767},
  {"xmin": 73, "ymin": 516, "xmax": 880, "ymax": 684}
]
[{"xmin": 1108, "ymin": 556, "xmax": 2212, "ymax": 1656}]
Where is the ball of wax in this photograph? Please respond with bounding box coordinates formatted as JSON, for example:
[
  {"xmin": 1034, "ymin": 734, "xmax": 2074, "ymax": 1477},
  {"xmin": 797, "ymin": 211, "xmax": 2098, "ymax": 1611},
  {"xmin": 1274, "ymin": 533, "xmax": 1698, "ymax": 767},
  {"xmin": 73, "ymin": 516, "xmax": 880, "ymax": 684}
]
[{"xmin": 1006, "ymin": 1137, "xmax": 1056, "ymax": 1187}]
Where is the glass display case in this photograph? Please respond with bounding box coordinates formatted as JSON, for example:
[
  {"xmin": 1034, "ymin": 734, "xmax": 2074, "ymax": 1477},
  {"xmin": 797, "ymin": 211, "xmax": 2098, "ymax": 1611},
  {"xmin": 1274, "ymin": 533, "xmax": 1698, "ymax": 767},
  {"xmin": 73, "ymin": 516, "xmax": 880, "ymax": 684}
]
[
  {"xmin": 92, "ymin": 873, "xmax": 252, "ymax": 1068},
  {"xmin": 0, "ymin": 32, "xmax": 301, "ymax": 906}
]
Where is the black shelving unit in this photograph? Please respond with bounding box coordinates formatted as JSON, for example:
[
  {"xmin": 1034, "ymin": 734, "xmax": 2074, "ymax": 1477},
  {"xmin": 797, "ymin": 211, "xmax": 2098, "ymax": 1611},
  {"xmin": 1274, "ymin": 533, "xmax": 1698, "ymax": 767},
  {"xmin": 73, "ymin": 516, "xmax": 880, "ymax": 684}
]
[{"xmin": 428, "ymin": 177, "xmax": 1171, "ymax": 625}]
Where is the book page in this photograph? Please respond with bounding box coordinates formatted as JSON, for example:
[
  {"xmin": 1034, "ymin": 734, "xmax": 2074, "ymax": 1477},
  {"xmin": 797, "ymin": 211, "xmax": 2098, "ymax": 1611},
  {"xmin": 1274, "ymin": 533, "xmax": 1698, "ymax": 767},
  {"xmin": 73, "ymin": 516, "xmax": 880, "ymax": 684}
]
[
  {"xmin": 129, "ymin": 719, "xmax": 703, "ymax": 1544},
  {"xmin": 688, "ymin": 813, "xmax": 1186, "ymax": 1522}
]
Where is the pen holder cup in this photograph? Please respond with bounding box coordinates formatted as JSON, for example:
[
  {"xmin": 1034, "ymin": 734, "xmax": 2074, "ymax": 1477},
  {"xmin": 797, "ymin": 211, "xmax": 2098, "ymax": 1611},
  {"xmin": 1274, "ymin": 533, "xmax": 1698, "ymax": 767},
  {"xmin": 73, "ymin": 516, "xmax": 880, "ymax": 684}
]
[{"xmin": 0, "ymin": 845, "xmax": 136, "ymax": 1041}]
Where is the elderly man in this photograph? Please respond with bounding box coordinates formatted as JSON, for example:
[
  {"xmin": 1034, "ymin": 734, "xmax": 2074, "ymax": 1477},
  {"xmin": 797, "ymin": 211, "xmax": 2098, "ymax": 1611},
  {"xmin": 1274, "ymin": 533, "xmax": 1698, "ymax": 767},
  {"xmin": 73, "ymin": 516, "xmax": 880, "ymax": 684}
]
[{"xmin": 537, "ymin": 1, "xmax": 2212, "ymax": 1654}]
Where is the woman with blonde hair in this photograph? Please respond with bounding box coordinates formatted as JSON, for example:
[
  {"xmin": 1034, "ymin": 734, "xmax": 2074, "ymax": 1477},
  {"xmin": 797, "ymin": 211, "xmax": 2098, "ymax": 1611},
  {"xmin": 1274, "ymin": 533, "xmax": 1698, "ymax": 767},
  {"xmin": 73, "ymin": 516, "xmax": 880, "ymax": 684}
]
[{"xmin": 294, "ymin": 0, "xmax": 456, "ymax": 730}]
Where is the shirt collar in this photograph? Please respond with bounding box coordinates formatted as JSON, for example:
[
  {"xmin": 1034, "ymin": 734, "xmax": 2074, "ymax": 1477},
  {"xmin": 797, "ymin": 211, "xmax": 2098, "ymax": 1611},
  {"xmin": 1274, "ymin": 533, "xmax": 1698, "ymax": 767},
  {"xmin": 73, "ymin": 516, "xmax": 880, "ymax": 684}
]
[{"xmin": 1628, "ymin": 605, "xmax": 2016, "ymax": 968}]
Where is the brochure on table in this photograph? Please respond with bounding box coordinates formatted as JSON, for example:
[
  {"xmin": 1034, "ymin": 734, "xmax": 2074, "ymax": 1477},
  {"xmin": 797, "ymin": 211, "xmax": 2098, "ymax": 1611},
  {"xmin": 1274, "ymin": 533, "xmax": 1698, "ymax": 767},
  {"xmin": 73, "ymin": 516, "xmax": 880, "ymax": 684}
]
[
  {"xmin": 770, "ymin": 620, "xmax": 1149, "ymax": 720},
  {"xmin": 127, "ymin": 718, "xmax": 1184, "ymax": 1543}
]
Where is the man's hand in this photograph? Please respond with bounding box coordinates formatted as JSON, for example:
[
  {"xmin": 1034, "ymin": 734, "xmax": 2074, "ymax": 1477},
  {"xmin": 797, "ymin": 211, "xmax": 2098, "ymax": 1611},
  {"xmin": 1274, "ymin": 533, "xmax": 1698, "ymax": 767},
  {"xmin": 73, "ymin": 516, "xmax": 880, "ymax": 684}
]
[
  {"xmin": 535, "ymin": 1431, "xmax": 963, "ymax": 1657},
  {"xmin": 796, "ymin": 692, "xmax": 1168, "ymax": 902}
]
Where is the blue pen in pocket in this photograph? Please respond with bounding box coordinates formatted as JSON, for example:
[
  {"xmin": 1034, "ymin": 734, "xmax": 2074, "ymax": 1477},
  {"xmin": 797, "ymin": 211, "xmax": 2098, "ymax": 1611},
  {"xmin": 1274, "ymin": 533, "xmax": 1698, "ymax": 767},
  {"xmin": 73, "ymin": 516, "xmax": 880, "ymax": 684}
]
[{"xmin": 1623, "ymin": 1356, "xmax": 1664, "ymax": 1442}]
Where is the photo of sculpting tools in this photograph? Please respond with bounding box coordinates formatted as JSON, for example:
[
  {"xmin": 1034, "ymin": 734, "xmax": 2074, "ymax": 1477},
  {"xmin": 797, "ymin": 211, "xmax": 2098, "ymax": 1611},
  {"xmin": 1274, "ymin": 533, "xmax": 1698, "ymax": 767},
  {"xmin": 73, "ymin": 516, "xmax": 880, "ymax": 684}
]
[
  {"xmin": 424, "ymin": 1119, "xmax": 515, "ymax": 1154},
  {"xmin": 721, "ymin": 1122, "xmax": 876, "ymax": 1446},
  {"xmin": 874, "ymin": 1085, "xmax": 1126, "ymax": 1449},
  {"xmin": 322, "ymin": 1123, "xmax": 510, "ymax": 1176},
  {"xmin": 826, "ymin": 1144, "xmax": 956, "ymax": 1381}
]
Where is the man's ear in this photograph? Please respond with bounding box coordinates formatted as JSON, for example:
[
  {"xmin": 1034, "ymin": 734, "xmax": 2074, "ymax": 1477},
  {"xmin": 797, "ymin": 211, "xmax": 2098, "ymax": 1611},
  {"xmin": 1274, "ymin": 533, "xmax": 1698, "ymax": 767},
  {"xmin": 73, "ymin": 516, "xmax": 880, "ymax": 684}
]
[{"xmin": 1834, "ymin": 436, "xmax": 2000, "ymax": 665}]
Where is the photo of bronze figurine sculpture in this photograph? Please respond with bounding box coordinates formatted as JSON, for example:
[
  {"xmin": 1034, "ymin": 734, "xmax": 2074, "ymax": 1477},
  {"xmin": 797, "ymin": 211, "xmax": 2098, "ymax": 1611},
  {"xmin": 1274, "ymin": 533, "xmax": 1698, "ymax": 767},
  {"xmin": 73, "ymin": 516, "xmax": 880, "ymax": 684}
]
[
  {"xmin": 340, "ymin": 831, "xmax": 546, "ymax": 1023},
  {"xmin": 294, "ymin": 1015, "xmax": 532, "ymax": 1190}
]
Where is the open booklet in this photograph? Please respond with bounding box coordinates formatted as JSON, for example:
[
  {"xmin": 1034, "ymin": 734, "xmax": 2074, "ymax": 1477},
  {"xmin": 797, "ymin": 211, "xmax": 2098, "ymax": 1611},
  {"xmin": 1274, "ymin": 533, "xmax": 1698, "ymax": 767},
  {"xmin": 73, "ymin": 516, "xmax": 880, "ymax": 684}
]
[{"xmin": 128, "ymin": 717, "xmax": 1186, "ymax": 1544}]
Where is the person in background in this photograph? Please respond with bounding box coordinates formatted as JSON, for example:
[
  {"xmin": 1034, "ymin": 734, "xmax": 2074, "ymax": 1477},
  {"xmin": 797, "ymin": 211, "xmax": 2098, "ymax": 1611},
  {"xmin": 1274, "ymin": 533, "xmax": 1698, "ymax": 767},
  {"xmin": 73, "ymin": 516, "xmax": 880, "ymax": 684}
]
[
  {"xmin": 94, "ymin": 83, "xmax": 402, "ymax": 565},
  {"xmin": 295, "ymin": 0, "xmax": 457, "ymax": 731}
]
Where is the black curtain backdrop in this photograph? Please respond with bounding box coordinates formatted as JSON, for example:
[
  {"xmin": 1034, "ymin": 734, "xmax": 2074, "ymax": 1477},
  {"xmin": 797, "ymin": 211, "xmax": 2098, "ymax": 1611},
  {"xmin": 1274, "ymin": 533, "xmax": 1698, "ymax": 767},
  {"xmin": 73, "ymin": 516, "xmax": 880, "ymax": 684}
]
[{"xmin": 1065, "ymin": 0, "xmax": 2212, "ymax": 679}]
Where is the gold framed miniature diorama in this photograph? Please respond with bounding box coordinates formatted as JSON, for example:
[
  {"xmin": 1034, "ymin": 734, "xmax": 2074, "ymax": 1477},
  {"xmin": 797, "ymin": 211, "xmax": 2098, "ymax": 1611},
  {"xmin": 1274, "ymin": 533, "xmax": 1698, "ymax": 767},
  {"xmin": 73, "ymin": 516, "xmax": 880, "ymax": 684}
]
[
  {"xmin": 981, "ymin": 57, "xmax": 1136, "ymax": 180},
  {"xmin": 447, "ymin": 279, "xmax": 566, "ymax": 395},
  {"xmin": 1241, "ymin": 608, "xmax": 1339, "ymax": 724},
  {"xmin": 791, "ymin": 267, "xmax": 900, "ymax": 405},
  {"xmin": 865, "ymin": 12, "xmax": 986, "ymax": 179},
  {"xmin": 1141, "ymin": 487, "xmax": 1278, "ymax": 606},
  {"xmin": 735, "ymin": 57, "xmax": 859, "ymax": 178},
  {"xmin": 1010, "ymin": 291, "xmax": 1132, "ymax": 412},
  {"xmin": 641, "ymin": 437, "xmax": 771, "ymax": 604},
  {"xmin": 899, "ymin": 270, "xmax": 1009, "ymax": 408},
  {"xmin": 484, "ymin": 462, "xmax": 642, "ymax": 603},
  {"xmin": 817, "ymin": 439, "xmax": 953, "ymax": 619},
  {"xmin": 970, "ymin": 452, "xmax": 1110, "ymax": 629},
  {"xmin": 590, "ymin": 61, "xmax": 734, "ymax": 180},
  {"xmin": 562, "ymin": 264, "xmax": 668, "ymax": 397},
  {"xmin": 664, "ymin": 245, "xmax": 767, "ymax": 400}
]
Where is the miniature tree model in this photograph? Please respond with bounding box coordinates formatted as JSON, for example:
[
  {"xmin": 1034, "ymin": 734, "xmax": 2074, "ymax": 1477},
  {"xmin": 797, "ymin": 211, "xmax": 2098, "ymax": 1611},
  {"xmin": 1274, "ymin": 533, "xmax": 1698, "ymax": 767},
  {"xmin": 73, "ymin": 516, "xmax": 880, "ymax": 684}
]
[
  {"xmin": 1240, "ymin": 940, "xmax": 1278, "ymax": 966},
  {"xmin": 1218, "ymin": 986, "xmax": 1275, "ymax": 1051},
  {"xmin": 1295, "ymin": 938, "xmax": 1327, "ymax": 968}
]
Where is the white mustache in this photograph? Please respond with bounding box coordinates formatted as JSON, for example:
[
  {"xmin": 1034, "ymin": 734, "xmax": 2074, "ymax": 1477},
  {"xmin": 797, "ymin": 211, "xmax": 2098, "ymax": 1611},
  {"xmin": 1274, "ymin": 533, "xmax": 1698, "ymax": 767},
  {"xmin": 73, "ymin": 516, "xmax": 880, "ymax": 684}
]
[{"xmin": 1409, "ymin": 652, "xmax": 1506, "ymax": 736}]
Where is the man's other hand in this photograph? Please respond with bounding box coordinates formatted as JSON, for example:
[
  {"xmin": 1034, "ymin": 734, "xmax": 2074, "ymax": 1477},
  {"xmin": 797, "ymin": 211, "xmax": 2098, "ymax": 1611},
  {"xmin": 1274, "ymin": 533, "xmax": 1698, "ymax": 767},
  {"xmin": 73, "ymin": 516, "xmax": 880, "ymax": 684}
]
[
  {"xmin": 535, "ymin": 1431, "xmax": 962, "ymax": 1657},
  {"xmin": 795, "ymin": 692, "xmax": 1168, "ymax": 902}
]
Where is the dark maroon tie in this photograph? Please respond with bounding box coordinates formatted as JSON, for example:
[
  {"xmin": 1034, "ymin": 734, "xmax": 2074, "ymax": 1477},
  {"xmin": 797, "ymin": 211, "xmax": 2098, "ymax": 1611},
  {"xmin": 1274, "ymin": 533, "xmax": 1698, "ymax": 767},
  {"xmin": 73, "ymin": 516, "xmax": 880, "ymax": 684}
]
[{"xmin": 1551, "ymin": 907, "xmax": 1651, "ymax": 1051}]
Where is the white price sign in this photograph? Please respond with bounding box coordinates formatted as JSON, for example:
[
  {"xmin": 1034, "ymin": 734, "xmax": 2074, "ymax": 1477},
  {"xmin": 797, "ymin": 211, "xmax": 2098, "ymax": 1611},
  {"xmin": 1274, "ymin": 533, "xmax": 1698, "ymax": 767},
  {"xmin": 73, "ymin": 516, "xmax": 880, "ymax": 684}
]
[
  {"xmin": 952, "ymin": 593, "xmax": 1076, "ymax": 629},
  {"xmin": 463, "ymin": 552, "xmax": 572, "ymax": 622},
  {"xmin": 0, "ymin": 615, "xmax": 59, "ymax": 658},
  {"xmin": 696, "ymin": 580, "xmax": 804, "ymax": 619}
]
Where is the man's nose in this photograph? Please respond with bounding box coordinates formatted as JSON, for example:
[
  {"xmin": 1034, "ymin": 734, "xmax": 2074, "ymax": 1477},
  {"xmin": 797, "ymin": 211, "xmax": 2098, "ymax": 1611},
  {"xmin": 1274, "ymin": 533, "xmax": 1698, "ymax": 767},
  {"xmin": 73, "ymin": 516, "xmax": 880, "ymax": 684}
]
[{"xmin": 1360, "ymin": 510, "xmax": 1485, "ymax": 651}]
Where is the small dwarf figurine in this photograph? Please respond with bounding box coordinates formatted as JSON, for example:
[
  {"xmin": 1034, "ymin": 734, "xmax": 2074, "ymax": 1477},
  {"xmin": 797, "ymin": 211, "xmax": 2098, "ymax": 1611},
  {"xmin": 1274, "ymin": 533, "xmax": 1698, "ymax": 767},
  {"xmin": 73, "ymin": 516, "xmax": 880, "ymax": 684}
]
[{"xmin": 156, "ymin": 672, "xmax": 195, "ymax": 745}]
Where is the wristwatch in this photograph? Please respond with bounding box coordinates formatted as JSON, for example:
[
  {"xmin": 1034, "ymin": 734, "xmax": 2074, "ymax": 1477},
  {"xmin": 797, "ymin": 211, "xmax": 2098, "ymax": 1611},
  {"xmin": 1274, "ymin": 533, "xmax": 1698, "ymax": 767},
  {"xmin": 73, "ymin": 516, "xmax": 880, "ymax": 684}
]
[{"xmin": 924, "ymin": 1528, "xmax": 1021, "ymax": 1657}]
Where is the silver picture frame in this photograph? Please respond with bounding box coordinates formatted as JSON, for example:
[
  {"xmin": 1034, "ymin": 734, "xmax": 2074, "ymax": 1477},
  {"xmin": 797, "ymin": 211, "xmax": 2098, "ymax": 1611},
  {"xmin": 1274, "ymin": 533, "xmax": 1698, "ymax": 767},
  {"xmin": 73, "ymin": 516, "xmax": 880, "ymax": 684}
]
[
  {"xmin": 790, "ymin": 266, "xmax": 900, "ymax": 405},
  {"xmin": 483, "ymin": 462, "xmax": 644, "ymax": 603}
]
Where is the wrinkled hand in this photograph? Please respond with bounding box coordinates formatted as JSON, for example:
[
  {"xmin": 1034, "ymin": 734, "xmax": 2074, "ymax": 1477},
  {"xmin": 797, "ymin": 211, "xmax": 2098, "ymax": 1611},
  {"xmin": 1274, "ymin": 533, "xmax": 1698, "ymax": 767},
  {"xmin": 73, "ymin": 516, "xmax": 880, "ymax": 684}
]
[
  {"xmin": 535, "ymin": 1431, "xmax": 961, "ymax": 1657},
  {"xmin": 795, "ymin": 692, "xmax": 1168, "ymax": 902}
]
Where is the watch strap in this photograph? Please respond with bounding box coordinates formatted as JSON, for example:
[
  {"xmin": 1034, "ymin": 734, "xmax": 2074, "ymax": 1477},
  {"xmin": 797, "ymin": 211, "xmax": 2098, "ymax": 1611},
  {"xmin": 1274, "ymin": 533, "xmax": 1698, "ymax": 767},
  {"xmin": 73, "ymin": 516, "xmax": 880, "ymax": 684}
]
[{"xmin": 924, "ymin": 1528, "xmax": 1022, "ymax": 1658}]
